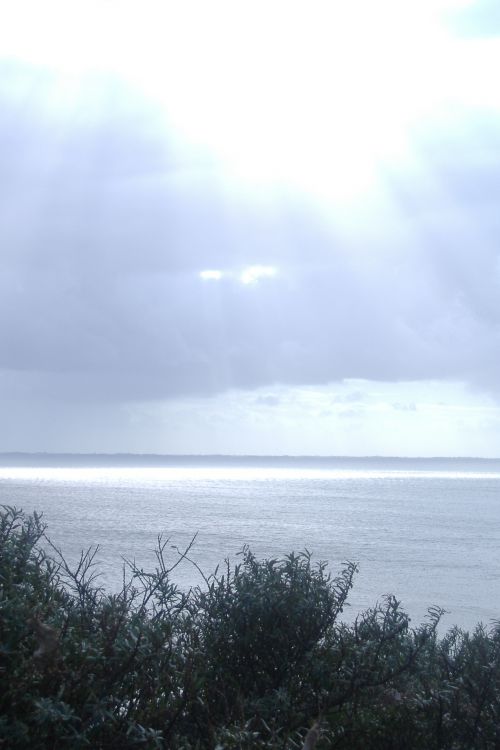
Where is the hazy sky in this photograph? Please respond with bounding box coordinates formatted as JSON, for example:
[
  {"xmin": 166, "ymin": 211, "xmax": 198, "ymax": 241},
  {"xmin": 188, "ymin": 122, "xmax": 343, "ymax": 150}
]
[{"xmin": 1, "ymin": 0, "xmax": 499, "ymax": 456}]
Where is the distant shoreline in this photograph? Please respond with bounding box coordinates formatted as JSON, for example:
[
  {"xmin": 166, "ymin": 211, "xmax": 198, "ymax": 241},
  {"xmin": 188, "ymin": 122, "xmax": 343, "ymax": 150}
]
[{"xmin": 1, "ymin": 452, "xmax": 499, "ymax": 470}]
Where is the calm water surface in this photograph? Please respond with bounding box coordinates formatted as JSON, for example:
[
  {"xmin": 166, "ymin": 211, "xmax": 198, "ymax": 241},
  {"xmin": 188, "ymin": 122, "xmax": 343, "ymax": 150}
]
[{"xmin": 1, "ymin": 456, "xmax": 499, "ymax": 632}]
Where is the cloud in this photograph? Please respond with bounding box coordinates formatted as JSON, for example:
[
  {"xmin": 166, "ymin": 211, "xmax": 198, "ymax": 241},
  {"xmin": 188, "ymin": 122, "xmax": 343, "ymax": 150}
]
[
  {"xmin": 392, "ymin": 402, "xmax": 418, "ymax": 412},
  {"xmin": 254, "ymin": 395, "xmax": 281, "ymax": 407},
  {"xmin": 1, "ymin": 57, "xmax": 500, "ymax": 426},
  {"xmin": 446, "ymin": 0, "xmax": 500, "ymax": 38}
]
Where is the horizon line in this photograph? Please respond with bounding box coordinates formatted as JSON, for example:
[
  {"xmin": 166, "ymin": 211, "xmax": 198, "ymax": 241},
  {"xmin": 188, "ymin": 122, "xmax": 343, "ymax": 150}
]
[{"xmin": 1, "ymin": 451, "xmax": 499, "ymax": 461}]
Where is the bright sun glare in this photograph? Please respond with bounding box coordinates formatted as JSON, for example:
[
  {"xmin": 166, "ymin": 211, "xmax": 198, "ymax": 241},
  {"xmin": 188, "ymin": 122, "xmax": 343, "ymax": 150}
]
[
  {"xmin": 2, "ymin": 0, "xmax": 495, "ymax": 204},
  {"xmin": 199, "ymin": 266, "xmax": 277, "ymax": 284},
  {"xmin": 200, "ymin": 270, "xmax": 223, "ymax": 281}
]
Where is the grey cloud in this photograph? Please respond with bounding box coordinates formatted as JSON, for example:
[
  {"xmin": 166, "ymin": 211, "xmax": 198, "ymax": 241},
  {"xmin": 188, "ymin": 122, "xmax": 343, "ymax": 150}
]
[
  {"xmin": 331, "ymin": 391, "xmax": 366, "ymax": 404},
  {"xmin": 1, "ymin": 60, "xmax": 500, "ymax": 412},
  {"xmin": 382, "ymin": 113, "xmax": 500, "ymax": 391},
  {"xmin": 1, "ymin": 61, "xmax": 334, "ymax": 278},
  {"xmin": 392, "ymin": 403, "xmax": 417, "ymax": 412},
  {"xmin": 254, "ymin": 395, "xmax": 281, "ymax": 407}
]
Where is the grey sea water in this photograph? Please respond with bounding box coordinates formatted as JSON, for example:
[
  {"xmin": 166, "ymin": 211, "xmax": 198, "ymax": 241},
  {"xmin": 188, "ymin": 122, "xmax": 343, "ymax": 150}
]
[{"xmin": 1, "ymin": 454, "xmax": 500, "ymax": 632}]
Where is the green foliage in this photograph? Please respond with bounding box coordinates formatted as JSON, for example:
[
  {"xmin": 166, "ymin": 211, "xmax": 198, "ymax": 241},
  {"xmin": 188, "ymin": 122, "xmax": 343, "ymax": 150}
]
[{"xmin": 1, "ymin": 505, "xmax": 500, "ymax": 748}]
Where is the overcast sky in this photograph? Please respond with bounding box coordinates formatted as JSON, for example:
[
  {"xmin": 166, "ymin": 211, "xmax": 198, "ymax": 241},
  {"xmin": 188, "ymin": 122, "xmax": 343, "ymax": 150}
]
[{"xmin": 1, "ymin": 0, "xmax": 499, "ymax": 456}]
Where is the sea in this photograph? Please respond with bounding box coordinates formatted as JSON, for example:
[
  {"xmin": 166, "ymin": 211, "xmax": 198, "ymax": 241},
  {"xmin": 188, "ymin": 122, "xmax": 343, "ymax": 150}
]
[{"xmin": 1, "ymin": 453, "xmax": 500, "ymax": 633}]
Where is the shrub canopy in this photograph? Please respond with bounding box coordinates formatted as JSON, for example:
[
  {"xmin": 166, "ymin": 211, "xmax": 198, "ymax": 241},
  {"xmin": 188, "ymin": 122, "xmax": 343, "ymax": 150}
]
[{"xmin": 1, "ymin": 505, "xmax": 500, "ymax": 749}]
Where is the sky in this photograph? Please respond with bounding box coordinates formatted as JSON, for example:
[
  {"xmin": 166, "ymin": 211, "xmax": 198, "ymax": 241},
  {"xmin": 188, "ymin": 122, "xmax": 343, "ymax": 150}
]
[{"xmin": 1, "ymin": 0, "xmax": 499, "ymax": 456}]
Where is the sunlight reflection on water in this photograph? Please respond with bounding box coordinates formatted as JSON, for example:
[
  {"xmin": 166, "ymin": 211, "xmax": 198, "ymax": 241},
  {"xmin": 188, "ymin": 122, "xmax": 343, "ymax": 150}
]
[
  {"xmin": 1, "ymin": 461, "xmax": 500, "ymax": 632},
  {"xmin": 2, "ymin": 466, "xmax": 500, "ymax": 482}
]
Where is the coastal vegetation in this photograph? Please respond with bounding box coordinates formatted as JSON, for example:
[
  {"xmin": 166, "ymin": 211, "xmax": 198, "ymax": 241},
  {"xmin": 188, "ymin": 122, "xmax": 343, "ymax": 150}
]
[{"xmin": 2, "ymin": 505, "xmax": 500, "ymax": 749}]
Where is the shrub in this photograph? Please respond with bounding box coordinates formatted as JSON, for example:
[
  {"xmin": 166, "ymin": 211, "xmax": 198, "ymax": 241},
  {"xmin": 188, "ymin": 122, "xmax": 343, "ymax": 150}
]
[{"xmin": 1, "ymin": 505, "xmax": 500, "ymax": 748}]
